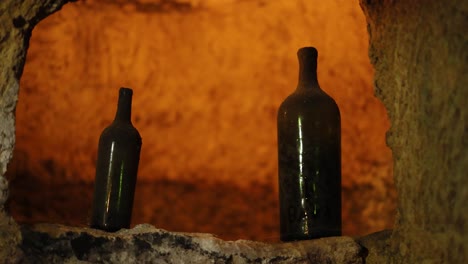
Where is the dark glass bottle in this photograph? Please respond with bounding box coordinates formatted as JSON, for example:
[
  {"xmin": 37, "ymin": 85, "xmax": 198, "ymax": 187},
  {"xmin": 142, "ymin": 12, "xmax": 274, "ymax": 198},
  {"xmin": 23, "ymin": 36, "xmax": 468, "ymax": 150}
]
[
  {"xmin": 91, "ymin": 87, "xmax": 142, "ymax": 232},
  {"xmin": 277, "ymin": 47, "xmax": 341, "ymax": 241}
]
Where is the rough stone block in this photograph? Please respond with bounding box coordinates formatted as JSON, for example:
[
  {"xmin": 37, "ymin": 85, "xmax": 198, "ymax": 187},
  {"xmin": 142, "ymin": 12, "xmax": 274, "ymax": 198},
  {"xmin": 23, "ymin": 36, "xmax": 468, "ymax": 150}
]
[{"xmin": 19, "ymin": 224, "xmax": 366, "ymax": 263}]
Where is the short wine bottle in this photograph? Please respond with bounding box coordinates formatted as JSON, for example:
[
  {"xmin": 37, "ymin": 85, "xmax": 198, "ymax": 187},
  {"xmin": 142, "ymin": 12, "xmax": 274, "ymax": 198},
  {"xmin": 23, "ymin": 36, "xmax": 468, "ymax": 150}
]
[
  {"xmin": 91, "ymin": 87, "xmax": 142, "ymax": 232},
  {"xmin": 277, "ymin": 47, "xmax": 341, "ymax": 241}
]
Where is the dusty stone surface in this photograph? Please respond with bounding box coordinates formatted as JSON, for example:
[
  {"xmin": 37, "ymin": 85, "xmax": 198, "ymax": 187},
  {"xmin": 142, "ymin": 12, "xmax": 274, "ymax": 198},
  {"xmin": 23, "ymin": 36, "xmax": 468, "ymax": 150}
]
[
  {"xmin": 19, "ymin": 223, "xmax": 366, "ymax": 264},
  {"xmin": 0, "ymin": 211, "xmax": 22, "ymax": 264},
  {"xmin": 360, "ymin": 0, "xmax": 468, "ymax": 263},
  {"xmin": 355, "ymin": 229, "xmax": 392, "ymax": 264},
  {"xmin": 8, "ymin": 0, "xmax": 394, "ymax": 238}
]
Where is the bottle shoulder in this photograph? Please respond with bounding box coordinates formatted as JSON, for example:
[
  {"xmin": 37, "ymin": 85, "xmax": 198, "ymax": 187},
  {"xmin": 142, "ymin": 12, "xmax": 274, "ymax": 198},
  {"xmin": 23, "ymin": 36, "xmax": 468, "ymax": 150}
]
[
  {"xmin": 100, "ymin": 121, "xmax": 142, "ymax": 142},
  {"xmin": 278, "ymin": 88, "xmax": 340, "ymax": 116}
]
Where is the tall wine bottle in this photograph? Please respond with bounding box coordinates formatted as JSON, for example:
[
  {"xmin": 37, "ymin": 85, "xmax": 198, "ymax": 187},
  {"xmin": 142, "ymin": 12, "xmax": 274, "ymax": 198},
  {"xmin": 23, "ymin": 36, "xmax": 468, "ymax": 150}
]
[
  {"xmin": 91, "ymin": 87, "xmax": 142, "ymax": 232},
  {"xmin": 277, "ymin": 47, "xmax": 341, "ymax": 241}
]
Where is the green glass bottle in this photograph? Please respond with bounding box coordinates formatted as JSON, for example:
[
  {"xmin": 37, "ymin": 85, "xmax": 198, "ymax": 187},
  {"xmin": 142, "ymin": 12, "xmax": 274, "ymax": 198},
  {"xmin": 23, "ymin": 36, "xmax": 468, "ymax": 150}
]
[
  {"xmin": 277, "ymin": 47, "xmax": 341, "ymax": 241},
  {"xmin": 91, "ymin": 87, "xmax": 142, "ymax": 232}
]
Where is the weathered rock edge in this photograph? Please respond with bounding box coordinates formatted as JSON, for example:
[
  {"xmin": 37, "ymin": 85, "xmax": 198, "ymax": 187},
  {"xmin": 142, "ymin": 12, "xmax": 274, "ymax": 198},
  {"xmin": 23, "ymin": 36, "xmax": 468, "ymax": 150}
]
[
  {"xmin": 1, "ymin": 1, "xmax": 75, "ymax": 262},
  {"xmin": 19, "ymin": 223, "xmax": 366, "ymax": 263}
]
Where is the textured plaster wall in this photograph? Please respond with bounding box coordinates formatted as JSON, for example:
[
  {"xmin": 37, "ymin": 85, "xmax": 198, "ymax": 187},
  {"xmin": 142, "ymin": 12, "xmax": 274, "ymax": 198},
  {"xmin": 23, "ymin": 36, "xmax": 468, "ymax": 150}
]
[
  {"xmin": 360, "ymin": 0, "xmax": 468, "ymax": 262},
  {"xmin": 13, "ymin": 0, "xmax": 390, "ymax": 188},
  {"xmin": 7, "ymin": 0, "xmax": 394, "ymax": 237}
]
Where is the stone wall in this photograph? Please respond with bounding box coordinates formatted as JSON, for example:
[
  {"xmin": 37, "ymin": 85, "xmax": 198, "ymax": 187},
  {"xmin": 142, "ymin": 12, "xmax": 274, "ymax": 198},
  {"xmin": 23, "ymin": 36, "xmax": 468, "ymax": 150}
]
[
  {"xmin": 360, "ymin": 0, "xmax": 467, "ymax": 262},
  {"xmin": 0, "ymin": 1, "xmax": 72, "ymax": 261}
]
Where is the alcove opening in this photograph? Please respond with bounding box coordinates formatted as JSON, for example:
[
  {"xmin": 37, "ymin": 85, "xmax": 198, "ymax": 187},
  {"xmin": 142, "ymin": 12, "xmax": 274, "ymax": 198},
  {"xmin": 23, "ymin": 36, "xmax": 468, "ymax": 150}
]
[{"xmin": 6, "ymin": 0, "xmax": 396, "ymax": 241}]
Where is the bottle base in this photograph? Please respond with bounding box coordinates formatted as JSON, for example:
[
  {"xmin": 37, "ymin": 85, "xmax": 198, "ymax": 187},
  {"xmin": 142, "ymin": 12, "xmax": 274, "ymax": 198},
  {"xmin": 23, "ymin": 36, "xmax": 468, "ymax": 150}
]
[
  {"xmin": 90, "ymin": 223, "xmax": 128, "ymax": 232},
  {"xmin": 280, "ymin": 230, "xmax": 341, "ymax": 242}
]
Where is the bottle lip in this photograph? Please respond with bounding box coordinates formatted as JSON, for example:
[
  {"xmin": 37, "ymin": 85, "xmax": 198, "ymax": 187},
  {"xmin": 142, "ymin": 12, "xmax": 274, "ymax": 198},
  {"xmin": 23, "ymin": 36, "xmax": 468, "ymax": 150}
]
[
  {"xmin": 120, "ymin": 87, "xmax": 133, "ymax": 96},
  {"xmin": 297, "ymin": 47, "xmax": 318, "ymax": 59}
]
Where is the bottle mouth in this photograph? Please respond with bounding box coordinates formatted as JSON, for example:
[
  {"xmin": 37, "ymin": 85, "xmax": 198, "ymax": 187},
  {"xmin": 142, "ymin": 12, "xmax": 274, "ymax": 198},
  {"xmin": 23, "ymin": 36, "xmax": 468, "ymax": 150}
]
[
  {"xmin": 297, "ymin": 47, "xmax": 318, "ymax": 59},
  {"xmin": 120, "ymin": 87, "xmax": 133, "ymax": 96}
]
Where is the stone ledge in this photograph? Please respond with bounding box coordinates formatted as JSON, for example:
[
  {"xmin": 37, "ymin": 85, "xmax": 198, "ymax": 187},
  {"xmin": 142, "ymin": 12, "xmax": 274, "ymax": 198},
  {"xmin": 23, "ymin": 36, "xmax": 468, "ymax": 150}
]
[{"xmin": 19, "ymin": 223, "xmax": 366, "ymax": 263}]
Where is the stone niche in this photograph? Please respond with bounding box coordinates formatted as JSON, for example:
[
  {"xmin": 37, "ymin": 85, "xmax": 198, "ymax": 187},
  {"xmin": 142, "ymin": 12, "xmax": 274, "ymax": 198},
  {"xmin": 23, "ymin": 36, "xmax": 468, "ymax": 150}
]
[
  {"xmin": 0, "ymin": 0, "xmax": 466, "ymax": 263},
  {"xmin": 5, "ymin": 0, "xmax": 395, "ymax": 239}
]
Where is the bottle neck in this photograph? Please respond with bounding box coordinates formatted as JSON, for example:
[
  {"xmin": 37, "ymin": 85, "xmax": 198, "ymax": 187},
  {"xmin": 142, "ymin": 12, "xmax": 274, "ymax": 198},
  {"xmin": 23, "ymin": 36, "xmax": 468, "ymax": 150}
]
[
  {"xmin": 297, "ymin": 47, "xmax": 319, "ymax": 89},
  {"xmin": 114, "ymin": 88, "xmax": 133, "ymax": 122}
]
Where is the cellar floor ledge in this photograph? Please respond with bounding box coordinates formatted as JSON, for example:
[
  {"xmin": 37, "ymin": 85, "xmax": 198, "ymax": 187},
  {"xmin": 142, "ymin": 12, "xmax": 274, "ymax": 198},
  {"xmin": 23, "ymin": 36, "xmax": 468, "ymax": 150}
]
[{"xmin": 18, "ymin": 223, "xmax": 378, "ymax": 263}]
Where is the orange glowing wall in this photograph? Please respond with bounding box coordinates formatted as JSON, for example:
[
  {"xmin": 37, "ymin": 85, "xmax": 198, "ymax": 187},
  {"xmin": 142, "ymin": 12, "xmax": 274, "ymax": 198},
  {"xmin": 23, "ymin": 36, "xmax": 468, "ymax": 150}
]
[{"xmin": 8, "ymin": 0, "xmax": 395, "ymax": 240}]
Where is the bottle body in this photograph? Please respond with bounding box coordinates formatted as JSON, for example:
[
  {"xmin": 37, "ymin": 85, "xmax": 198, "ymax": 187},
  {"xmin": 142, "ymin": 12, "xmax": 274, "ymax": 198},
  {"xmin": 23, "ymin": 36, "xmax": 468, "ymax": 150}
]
[
  {"xmin": 277, "ymin": 47, "xmax": 341, "ymax": 241},
  {"xmin": 91, "ymin": 88, "xmax": 142, "ymax": 232}
]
